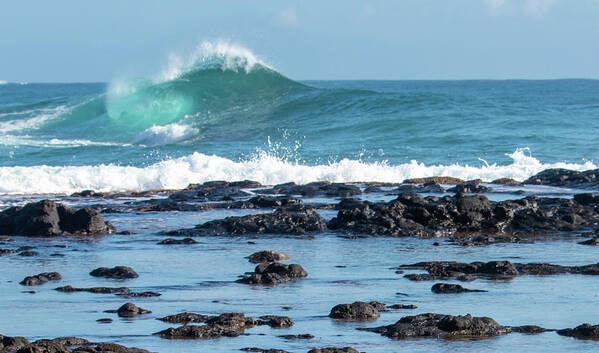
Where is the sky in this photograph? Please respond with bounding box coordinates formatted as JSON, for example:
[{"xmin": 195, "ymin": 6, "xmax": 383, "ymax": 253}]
[{"xmin": 1, "ymin": 0, "xmax": 599, "ymax": 82}]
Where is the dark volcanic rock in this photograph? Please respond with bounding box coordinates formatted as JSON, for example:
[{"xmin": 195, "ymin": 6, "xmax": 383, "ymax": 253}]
[
  {"xmin": 20, "ymin": 272, "xmax": 62, "ymax": 286},
  {"xmin": 0, "ymin": 248, "xmax": 18, "ymax": 255},
  {"xmin": 0, "ymin": 334, "xmax": 30, "ymax": 351},
  {"xmin": 72, "ymin": 342, "xmax": 150, "ymax": 352},
  {"xmin": 166, "ymin": 205, "xmax": 326, "ymax": 236},
  {"xmin": 118, "ymin": 291, "xmax": 161, "ymax": 298},
  {"xmin": 447, "ymin": 180, "xmax": 491, "ymax": 194},
  {"xmin": 307, "ymin": 348, "xmax": 359, "ymax": 353},
  {"xmin": 362, "ymin": 313, "xmax": 510, "ymax": 340},
  {"xmin": 389, "ymin": 304, "xmax": 418, "ymax": 310},
  {"xmin": 0, "ymin": 200, "xmax": 114, "ymax": 237},
  {"xmin": 329, "ymin": 301, "xmax": 380, "ymax": 321},
  {"xmin": 54, "ymin": 285, "xmax": 129, "ymax": 294},
  {"xmin": 0, "ymin": 334, "xmax": 148, "ymax": 353},
  {"xmin": 393, "ymin": 181, "xmax": 445, "ymax": 194},
  {"xmin": 557, "ymin": 323, "xmax": 599, "ymax": 339},
  {"xmin": 106, "ymin": 303, "xmax": 150, "ymax": 318},
  {"xmin": 168, "ymin": 180, "xmax": 261, "ymax": 202},
  {"xmin": 230, "ymin": 196, "xmax": 302, "ymax": 209},
  {"xmin": 431, "ymin": 283, "xmax": 487, "ymax": 294},
  {"xmin": 240, "ymin": 348, "xmax": 290, "ymax": 353},
  {"xmin": 579, "ymin": 236, "xmax": 599, "ymax": 246},
  {"xmin": 328, "ymin": 193, "xmax": 599, "ymax": 238},
  {"xmin": 157, "ymin": 237, "xmax": 198, "ymax": 245},
  {"xmin": 247, "ymin": 250, "xmax": 290, "ymax": 263},
  {"xmin": 18, "ymin": 251, "xmax": 39, "ymax": 257},
  {"xmin": 257, "ymin": 315, "xmax": 294, "ymax": 328},
  {"xmin": 524, "ymin": 168, "xmax": 599, "ymax": 188},
  {"xmin": 403, "ymin": 177, "xmax": 465, "ymax": 184},
  {"xmin": 258, "ymin": 181, "xmax": 361, "ymax": 197},
  {"xmin": 278, "ymin": 334, "xmax": 314, "ymax": 339},
  {"xmin": 237, "ymin": 262, "xmax": 308, "ymax": 285},
  {"xmin": 90, "ymin": 266, "xmax": 138, "ymax": 279},
  {"xmin": 158, "ymin": 312, "xmax": 212, "ymax": 324},
  {"xmin": 155, "ymin": 313, "xmax": 256, "ymax": 339}
]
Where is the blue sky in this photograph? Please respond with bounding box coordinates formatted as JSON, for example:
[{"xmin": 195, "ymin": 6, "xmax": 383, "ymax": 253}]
[{"xmin": 1, "ymin": 0, "xmax": 599, "ymax": 81}]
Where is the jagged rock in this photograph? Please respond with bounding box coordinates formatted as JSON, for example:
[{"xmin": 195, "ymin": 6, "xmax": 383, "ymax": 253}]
[
  {"xmin": 258, "ymin": 181, "xmax": 360, "ymax": 197},
  {"xmin": 90, "ymin": 266, "xmax": 138, "ymax": 279},
  {"xmin": 166, "ymin": 205, "xmax": 326, "ymax": 236},
  {"xmin": 104, "ymin": 303, "xmax": 150, "ymax": 317},
  {"xmin": 361, "ymin": 313, "xmax": 510, "ymax": 339},
  {"xmin": 393, "ymin": 181, "xmax": 445, "ymax": 194},
  {"xmin": 0, "ymin": 200, "xmax": 114, "ymax": 237},
  {"xmin": 257, "ymin": 315, "xmax": 294, "ymax": 328},
  {"xmin": 54, "ymin": 285, "xmax": 129, "ymax": 294},
  {"xmin": 157, "ymin": 237, "xmax": 198, "ymax": 245},
  {"xmin": 431, "ymin": 283, "xmax": 487, "ymax": 293},
  {"xmin": 247, "ymin": 250, "xmax": 290, "ymax": 263},
  {"xmin": 524, "ymin": 169, "xmax": 599, "ymax": 188},
  {"xmin": 557, "ymin": 323, "xmax": 599, "ymax": 339},
  {"xmin": 0, "ymin": 334, "xmax": 30, "ymax": 351},
  {"xmin": 158, "ymin": 312, "xmax": 212, "ymax": 324},
  {"xmin": 307, "ymin": 348, "xmax": 359, "ymax": 353},
  {"xmin": 168, "ymin": 181, "xmax": 261, "ymax": 202},
  {"xmin": 237, "ymin": 262, "xmax": 308, "ymax": 285},
  {"xmin": 329, "ymin": 301, "xmax": 380, "ymax": 321},
  {"xmin": 20, "ymin": 272, "xmax": 62, "ymax": 286},
  {"xmin": 155, "ymin": 313, "xmax": 255, "ymax": 339},
  {"xmin": 447, "ymin": 180, "xmax": 491, "ymax": 194}
]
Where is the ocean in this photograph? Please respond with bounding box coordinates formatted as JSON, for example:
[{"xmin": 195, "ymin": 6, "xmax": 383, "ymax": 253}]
[
  {"xmin": 1, "ymin": 43, "xmax": 599, "ymax": 353},
  {"xmin": 0, "ymin": 44, "xmax": 597, "ymax": 195}
]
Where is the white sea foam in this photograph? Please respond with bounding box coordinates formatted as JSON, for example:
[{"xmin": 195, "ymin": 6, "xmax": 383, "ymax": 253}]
[
  {"xmin": 159, "ymin": 41, "xmax": 272, "ymax": 82},
  {"xmin": 0, "ymin": 135, "xmax": 131, "ymax": 148},
  {"xmin": 132, "ymin": 123, "xmax": 199, "ymax": 146},
  {"xmin": 0, "ymin": 105, "xmax": 68, "ymax": 133},
  {"xmin": 0, "ymin": 149, "xmax": 594, "ymax": 195}
]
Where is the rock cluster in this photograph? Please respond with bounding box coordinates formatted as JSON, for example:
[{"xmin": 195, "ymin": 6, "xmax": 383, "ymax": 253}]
[
  {"xmin": 20, "ymin": 272, "xmax": 62, "ymax": 286},
  {"xmin": 89, "ymin": 266, "xmax": 139, "ymax": 279},
  {"xmin": 0, "ymin": 200, "xmax": 114, "ymax": 237},
  {"xmin": 237, "ymin": 262, "xmax": 308, "ymax": 285},
  {"xmin": 0, "ymin": 334, "xmax": 149, "ymax": 353}
]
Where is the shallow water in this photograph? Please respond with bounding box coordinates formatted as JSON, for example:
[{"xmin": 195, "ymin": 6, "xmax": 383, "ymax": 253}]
[{"xmin": 1, "ymin": 186, "xmax": 599, "ymax": 352}]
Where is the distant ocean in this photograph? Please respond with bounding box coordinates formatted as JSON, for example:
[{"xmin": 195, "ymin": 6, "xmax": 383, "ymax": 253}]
[{"xmin": 1, "ymin": 43, "xmax": 597, "ymax": 194}]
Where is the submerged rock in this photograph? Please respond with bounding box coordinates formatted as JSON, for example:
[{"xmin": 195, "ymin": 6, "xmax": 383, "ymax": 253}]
[
  {"xmin": 54, "ymin": 285, "xmax": 129, "ymax": 294},
  {"xmin": 240, "ymin": 348, "xmax": 290, "ymax": 353},
  {"xmin": 157, "ymin": 237, "xmax": 198, "ymax": 245},
  {"xmin": 578, "ymin": 236, "xmax": 599, "ymax": 246},
  {"xmin": 105, "ymin": 303, "xmax": 151, "ymax": 318},
  {"xmin": 90, "ymin": 266, "xmax": 138, "ymax": 279},
  {"xmin": 237, "ymin": 262, "xmax": 308, "ymax": 285},
  {"xmin": 557, "ymin": 323, "xmax": 599, "ymax": 339},
  {"xmin": 0, "ymin": 200, "xmax": 114, "ymax": 237},
  {"xmin": 361, "ymin": 313, "xmax": 511, "ymax": 340},
  {"xmin": 431, "ymin": 283, "xmax": 487, "ymax": 294},
  {"xmin": 307, "ymin": 348, "xmax": 359, "ymax": 353},
  {"xmin": 20, "ymin": 272, "xmax": 62, "ymax": 286},
  {"xmin": 247, "ymin": 250, "xmax": 290, "ymax": 263},
  {"xmin": 329, "ymin": 302, "xmax": 381, "ymax": 321},
  {"xmin": 166, "ymin": 205, "xmax": 326, "ymax": 236}
]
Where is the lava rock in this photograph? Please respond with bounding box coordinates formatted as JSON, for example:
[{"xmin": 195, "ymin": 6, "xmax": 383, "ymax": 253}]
[
  {"xmin": 431, "ymin": 283, "xmax": 487, "ymax": 294},
  {"xmin": 237, "ymin": 262, "xmax": 308, "ymax": 285},
  {"xmin": 0, "ymin": 200, "xmax": 114, "ymax": 237},
  {"xmin": 579, "ymin": 236, "xmax": 599, "ymax": 246},
  {"xmin": 329, "ymin": 301, "xmax": 380, "ymax": 321},
  {"xmin": 447, "ymin": 180, "xmax": 490, "ymax": 194},
  {"xmin": 157, "ymin": 238, "xmax": 198, "ymax": 245},
  {"xmin": 277, "ymin": 334, "xmax": 314, "ymax": 339},
  {"xmin": 90, "ymin": 266, "xmax": 138, "ymax": 279},
  {"xmin": 307, "ymin": 348, "xmax": 359, "ymax": 353},
  {"xmin": 524, "ymin": 168, "xmax": 599, "ymax": 188},
  {"xmin": 247, "ymin": 250, "xmax": 290, "ymax": 263},
  {"xmin": 20, "ymin": 272, "xmax": 62, "ymax": 286},
  {"xmin": 158, "ymin": 312, "xmax": 212, "ymax": 324},
  {"xmin": 257, "ymin": 315, "xmax": 294, "ymax": 328},
  {"xmin": 54, "ymin": 285, "xmax": 129, "ymax": 294},
  {"xmin": 557, "ymin": 323, "xmax": 599, "ymax": 339},
  {"xmin": 258, "ymin": 181, "xmax": 361, "ymax": 197},
  {"xmin": 361, "ymin": 313, "xmax": 510, "ymax": 340},
  {"xmin": 155, "ymin": 313, "xmax": 255, "ymax": 339}
]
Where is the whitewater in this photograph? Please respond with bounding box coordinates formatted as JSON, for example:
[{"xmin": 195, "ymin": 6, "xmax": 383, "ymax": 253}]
[{"xmin": 0, "ymin": 42, "xmax": 597, "ymax": 194}]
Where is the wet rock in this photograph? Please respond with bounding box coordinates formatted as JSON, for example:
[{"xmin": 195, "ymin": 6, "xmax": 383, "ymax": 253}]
[
  {"xmin": 237, "ymin": 262, "xmax": 308, "ymax": 285},
  {"xmin": 257, "ymin": 315, "xmax": 294, "ymax": 328},
  {"xmin": 240, "ymin": 348, "xmax": 290, "ymax": 353},
  {"xmin": 90, "ymin": 266, "xmax": 138, "ymax": 279},
  {"xmin": 389, "ymin": 304, "xmax": 418, "ymax": 310},
  {"xmin": 362, "ymin": 313, "xmax": 510, "ymax": 340},
  {"xmin": 248, "ymin": 250, "xmax": 290, "ymax": 263},
  {"xmin": 119, "ymin": 291, "xmax": 161, "ymax": 298},
  {"xmin": 106, "ymin": 303, "xmax": 151, "ymax": 318},
  {"xmin": 55, "ymin": 285, "xmax": 129, "ymax": 294},
  {"xmin": 157, "ymin": 237, "xmax": 198, "ymax": 245},
  {"xmin": 447, "ymin": 180, "xmax": 491, "ymax": 194},
  {"xmin": 491, "ymin": 178, "xmax": 520, "ymax": 185},
  {"xmin": 404, "ymin": 274, "xmax": 436, "ymax": 281},
  {"xmin": 329, "ymin": 193, "xmax": 599, "ymax": 237},
  {"xmin": 0, "ymin": 200, "xmax": 114, "ymax": 237},
  {"xmin": 0, "ymin": 248, "xmax": 18, "ymax": 255},
  {"xmin": 450, "ymin": 234, "xmax": 522, "ymax": 246},
  {"xmin": 156, "ymin": 313, "xmax": 255, "ymax": 339},
  {"xmin": 524, "ymin": 168, "xmax": 599, "ymax": 188},
  {"xmin": 16, "ymin": 340, "xmax": 69, "ymax": 353},
  {"xmin": 403, "ymin": 177, "xmax": 465, "ymax": 184},
  {"xmin": 0, "ymin": 334, "xmax": 30, "ymax": 351},
  {"xmin": 557, "ymin": 323, "xmax": 599, "ymax": 339},
  {"xmin": 158, "ymin": 312, "xmax": 212, "ymax": 324},
  {"xmin": 431, "ymin": 283, "xmax": 487, "ymax": 294},
  {"xmin": 393, "ymin": 181, "xmax": 445, "ymax": 194},
  {"xmin": 511, "ymin": 325, "xmax": 550, "ymax": 334},
  {"xmin": 230, "ymin": 196, "xmax": 302, "ymax": 209},
  {"xmin": 278, "ymin": 334, "xmax": 314, "ymax": 339},
  {"xmin": 329, "ymin": 301, "xmax": 380, "ymax": 321},
  {"xmin": 579, "ymin": 236, "xmax": 599, "ymax": 246},
  {"xmin": 258, "ymin": 181, "xmax": 361, "ymax": 197},
  {"xmin": 307, "ymin": 348, "xmax": 359, "ymax": 353},
  {"xmin": 20, "ymin": 272, "xmax": 62, "ymax": 286},
  {"xmin": 72, "ymin": 342, "xmax": 150, "ymax": 352},
  {"xmin": 167, "ymin": 205, "xmax": 326, "ymax": 236},
  {"xmin": 96, "ymin": 318, "xmax": 112, "ymax": 323},
  {"xmin": 18, "ymin": 251, "xmax": 39, "ymax": 257},
  {"xmin": 168, "ymin": 181, "xmax": 261, "ymax": 202}
]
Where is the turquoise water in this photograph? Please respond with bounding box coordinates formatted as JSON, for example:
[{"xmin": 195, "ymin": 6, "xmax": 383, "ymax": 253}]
[{"xmin": 0, "ymin": 46, "xmax": 597, "ymax": 194}]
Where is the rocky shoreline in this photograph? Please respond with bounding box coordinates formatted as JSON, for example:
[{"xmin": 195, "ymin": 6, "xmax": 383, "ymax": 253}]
[{"xmin": 1, "ymin": 168, "xmax": 599, "ymax": 352}]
